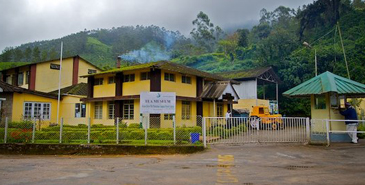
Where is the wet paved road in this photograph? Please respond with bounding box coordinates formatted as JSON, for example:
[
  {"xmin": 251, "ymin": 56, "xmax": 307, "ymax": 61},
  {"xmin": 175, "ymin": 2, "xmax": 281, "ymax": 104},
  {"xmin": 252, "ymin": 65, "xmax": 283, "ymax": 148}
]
[{"xmin": 1, "ymin": 142, "xmax": 365, "ymax": 185}]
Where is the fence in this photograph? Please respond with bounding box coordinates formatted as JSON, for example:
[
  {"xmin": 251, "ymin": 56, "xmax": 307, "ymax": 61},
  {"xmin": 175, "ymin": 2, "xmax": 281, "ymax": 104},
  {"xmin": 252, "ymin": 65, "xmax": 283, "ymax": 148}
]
[
  {"xmin": 203, "ymin": 117, "xmax": 309, "ymax": 147},
  {"xmin": 2, "ymin": 116, "xmax": 364, "ymax": 147},
  {"xmin": 311, "ymin": 119, "xmax": 365, "ymax": 146},
  {"xmin": 0, "ymin": 116, "xmax": 203, "ymax": 146}
]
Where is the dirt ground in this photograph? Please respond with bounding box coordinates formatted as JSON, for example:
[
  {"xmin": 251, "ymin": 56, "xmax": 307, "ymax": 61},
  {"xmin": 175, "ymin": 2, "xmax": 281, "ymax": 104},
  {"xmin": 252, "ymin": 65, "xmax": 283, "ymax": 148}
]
[{"xmin": 0, "ymin": 142, "xmax": 364, "ymax": 185}]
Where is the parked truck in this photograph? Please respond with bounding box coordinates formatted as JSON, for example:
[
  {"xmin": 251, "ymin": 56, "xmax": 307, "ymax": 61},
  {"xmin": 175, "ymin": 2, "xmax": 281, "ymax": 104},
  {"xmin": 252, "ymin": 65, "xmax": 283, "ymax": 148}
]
[{"xmin": 249, "ymin": 106, "xmax": 283, "ymax": 130}]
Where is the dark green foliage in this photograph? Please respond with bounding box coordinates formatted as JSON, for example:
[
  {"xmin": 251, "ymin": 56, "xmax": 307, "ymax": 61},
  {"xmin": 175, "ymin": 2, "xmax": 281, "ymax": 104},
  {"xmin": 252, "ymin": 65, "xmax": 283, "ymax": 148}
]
[
  {"xmin": 7, "ymin": 121, "xmax": 33, "ymax": 129},
  {"xmin": 128, "ymin": 123, "xmax": 141, "ymax": 128}
]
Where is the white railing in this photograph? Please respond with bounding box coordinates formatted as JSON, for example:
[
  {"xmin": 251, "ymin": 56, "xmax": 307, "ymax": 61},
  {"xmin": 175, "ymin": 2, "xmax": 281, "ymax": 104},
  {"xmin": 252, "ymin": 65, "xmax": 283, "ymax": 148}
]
[{"xmin": 321, "ymin": 119, "xmax": 365, "ymax": 146}]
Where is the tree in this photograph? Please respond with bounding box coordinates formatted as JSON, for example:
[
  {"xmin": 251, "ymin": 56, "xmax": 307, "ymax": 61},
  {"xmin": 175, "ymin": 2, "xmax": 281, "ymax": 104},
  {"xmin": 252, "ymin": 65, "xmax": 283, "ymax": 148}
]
[
  {"xmin": 237, "ymin": 29, "xmax": 249, "ymax": 47},
  {"xmin": 218, "ymin": 33, "xmax": 238, "ymax": 58},
  {"xmin": 13, "ymin": 48, "xmax": 23, "ymax": 62},
  {"xmin": 190, "ymin": 11, "xmax": 225, "ymax": 52},
  {"xmin": 0, "ymin": 47, "xmax": 14, "ymax": 62},
  {"xmin": 32, "ymin": 47, "xmax": 41, "ymax": 62},
  {"xmin": 297, "ymin": 0, "xmax": 351, "ymax": 40},
  {"xmin": 41, "ymin": 50, "xmax": 48, "ymax": 61},
  {"xmin": 24, "ymin": 47, "xmax": 32, "ymax": 62},
  {"xmin": 49, "ymin": 47, "xmax": 58, "ymax": 60}
]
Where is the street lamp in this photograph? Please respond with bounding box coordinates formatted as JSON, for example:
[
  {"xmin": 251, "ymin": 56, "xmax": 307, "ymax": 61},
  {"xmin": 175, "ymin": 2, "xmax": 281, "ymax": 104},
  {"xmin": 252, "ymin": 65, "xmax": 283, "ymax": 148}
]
[{"xmin": 303, "ymin": 41, "xmax": 317, "ymax": 76}]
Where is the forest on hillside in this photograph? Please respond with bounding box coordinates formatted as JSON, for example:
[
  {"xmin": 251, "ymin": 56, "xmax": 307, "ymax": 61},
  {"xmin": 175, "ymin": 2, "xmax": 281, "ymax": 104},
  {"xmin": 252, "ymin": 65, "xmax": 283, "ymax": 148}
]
[{"xmin": 1, "ymin": 0, "xmax": 365, "ymax": 116}]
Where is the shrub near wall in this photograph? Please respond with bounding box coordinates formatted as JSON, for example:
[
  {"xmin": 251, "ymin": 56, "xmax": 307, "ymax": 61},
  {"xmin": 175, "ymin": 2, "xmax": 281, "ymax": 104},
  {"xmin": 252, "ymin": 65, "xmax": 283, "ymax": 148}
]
[{"xmin": 1, "ymin": 122, "xmax": 203, "ymax": 145}]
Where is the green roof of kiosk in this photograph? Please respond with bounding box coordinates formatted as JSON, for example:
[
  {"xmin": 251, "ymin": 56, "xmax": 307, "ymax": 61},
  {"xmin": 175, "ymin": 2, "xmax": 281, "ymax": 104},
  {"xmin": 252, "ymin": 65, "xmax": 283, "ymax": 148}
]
[{"xmin": 283, "ymin": 71, "xmax": 365, "ymax": 97}]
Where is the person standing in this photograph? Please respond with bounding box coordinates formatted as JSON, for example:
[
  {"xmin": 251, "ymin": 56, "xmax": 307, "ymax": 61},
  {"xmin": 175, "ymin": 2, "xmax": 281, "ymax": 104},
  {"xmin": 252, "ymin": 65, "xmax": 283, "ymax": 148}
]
[
  {"xmin": 226, "ymin": 110, "xmax": 232, "ymax": 129},
  {"xmin": 340, "ymin": 102, "xmax": 359, "ymax": 144}
]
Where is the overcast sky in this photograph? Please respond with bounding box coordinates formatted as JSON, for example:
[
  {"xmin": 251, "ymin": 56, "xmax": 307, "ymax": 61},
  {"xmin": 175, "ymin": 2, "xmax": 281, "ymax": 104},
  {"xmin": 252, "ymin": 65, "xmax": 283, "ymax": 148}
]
[{"xmin": 0, "ymin": 0, "xmax": 313, "ymax": 52}]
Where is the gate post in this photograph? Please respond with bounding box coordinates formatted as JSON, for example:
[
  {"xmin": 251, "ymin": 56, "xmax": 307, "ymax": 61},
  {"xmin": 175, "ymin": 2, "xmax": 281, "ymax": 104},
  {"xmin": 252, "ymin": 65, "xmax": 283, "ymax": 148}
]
[
  {"xmin": 32, "ymin": 118, "xmax": 36, "ymax": 143},
  {"xmin": 173, "ymin": 115, "xmax": 176, "ymax": 145},
  {"xmin": 4, "ymin": 117, "xmax": 8, "ymax": 144},
  {"xmin": 116, "ymin": 117, "xmax": 119, "ymax": 144},
  {"xmin": 306, "ymin": 117, "xmax": 310, "ymax": 144},
  {"xmin": 203, "ymin": 117, "xmax": 207, "ymax": 148},
  {"xmin": 87, "ymin": 117, "xmax": 91, "ymax": 144},
  {"xmin": 59, "ymin": 117, "xmax": 63, "ymax": 144},
  {"xmin": 326, "ymin": 119, "xmax": 330, "ymax": 147}
]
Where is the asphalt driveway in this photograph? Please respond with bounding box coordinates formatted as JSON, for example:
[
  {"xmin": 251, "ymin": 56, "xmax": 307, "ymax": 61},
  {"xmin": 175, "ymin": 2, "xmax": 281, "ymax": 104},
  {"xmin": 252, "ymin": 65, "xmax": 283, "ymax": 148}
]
[{"xmin": 0, "ymin": 142, "xmax": 364, "ymax": 185}]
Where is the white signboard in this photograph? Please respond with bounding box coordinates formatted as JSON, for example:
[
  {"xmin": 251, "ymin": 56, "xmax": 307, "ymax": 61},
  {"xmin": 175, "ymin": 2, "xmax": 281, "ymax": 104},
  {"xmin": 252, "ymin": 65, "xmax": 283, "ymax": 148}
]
[{"xmin": 140, "ymin": 92, "xmax": 176, "ymax": 114}]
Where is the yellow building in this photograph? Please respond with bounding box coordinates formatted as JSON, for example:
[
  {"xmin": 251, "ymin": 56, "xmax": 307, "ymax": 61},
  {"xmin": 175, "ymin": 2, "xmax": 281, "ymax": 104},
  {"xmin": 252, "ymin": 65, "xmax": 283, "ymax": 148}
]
[
  {"xmin": 0, "ymin": 56, "xmax": 101, "ymax": 125},
  {"xmin": 81, "ymin": 61, "xmax": 239, "ymax": 128},
  {"xmin": 0, "ymin": 59, "xmax": 240, "ymax": 128},
  {"xmin": 0, "ymin": 55, "xmax": 101, "ymax": 92},
  {"xmin": 0, "ymin": 80, "xmax": 59, "ymax": 125}
]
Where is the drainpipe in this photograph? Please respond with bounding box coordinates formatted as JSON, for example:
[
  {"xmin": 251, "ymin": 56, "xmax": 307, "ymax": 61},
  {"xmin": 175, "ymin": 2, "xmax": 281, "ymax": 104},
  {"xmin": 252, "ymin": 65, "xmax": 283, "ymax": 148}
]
[{"xmin": 213, "ymin": 99, "xmax": 216, "ymax": 117}]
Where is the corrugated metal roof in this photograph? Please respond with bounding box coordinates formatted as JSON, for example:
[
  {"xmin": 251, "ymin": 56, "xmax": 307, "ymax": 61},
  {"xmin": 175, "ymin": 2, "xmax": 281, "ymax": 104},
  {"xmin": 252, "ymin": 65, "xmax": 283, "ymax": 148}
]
[
  {"xmin": 50, "ymin": 83, "xmax": 88, "ymax": 96},
  {"xmin": 0, "ymin": 81, "xmax": 58, "ymax": 99},
  {"xmin": 283, "ymin": 71, "xmax": 365, "ymax": 97},
  {"xmin": 200, "ymin": 81, "xmax": 229, "ymax": 99},
  {"xmin": 216, "ymin": 67, "xmax": 281, "ymax": 83},
  {"xmin": 81, "ymin": 61, "xmax": 227, "ymax": 81}
]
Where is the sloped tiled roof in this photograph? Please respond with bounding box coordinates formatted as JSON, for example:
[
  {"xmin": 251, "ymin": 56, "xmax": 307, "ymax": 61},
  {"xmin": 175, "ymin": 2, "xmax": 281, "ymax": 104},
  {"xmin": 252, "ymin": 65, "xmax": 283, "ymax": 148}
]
[
  {"xmin": 283, "ymin": 71, "xmax": 365, "ymax": 97},
  {"xmin": 81, "ymin": 61, "xmax": 227, "ymax": 81},
  {"xmin": 50, "ymin": 83, "xmax": 88, "ymax": 96},
  {"xmin": 0, "ymin": 81, "xmax": 58, "ymax": 99}
]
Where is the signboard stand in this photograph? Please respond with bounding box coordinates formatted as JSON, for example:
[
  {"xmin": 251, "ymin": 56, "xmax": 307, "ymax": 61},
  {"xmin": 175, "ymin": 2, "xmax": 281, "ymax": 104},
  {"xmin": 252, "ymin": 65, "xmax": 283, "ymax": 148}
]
[
  {"xmin": 173, "ymin": 114, "xmax": 176, "ymax": 145},
  {"xmin": 140, "ymin": 92, "xmax": 176, "ymax": 145}
]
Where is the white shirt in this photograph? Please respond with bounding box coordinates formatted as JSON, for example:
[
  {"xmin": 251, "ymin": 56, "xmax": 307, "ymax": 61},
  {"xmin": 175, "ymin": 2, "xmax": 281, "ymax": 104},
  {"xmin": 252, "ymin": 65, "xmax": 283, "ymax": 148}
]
[{"xmin": 226, "ymin": 112, "xmax": 231, "ymax": 118}]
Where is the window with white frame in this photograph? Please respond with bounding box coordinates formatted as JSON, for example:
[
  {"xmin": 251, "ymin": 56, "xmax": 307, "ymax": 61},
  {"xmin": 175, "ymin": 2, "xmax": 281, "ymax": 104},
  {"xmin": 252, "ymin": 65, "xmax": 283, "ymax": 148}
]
[
  {"xmin": 108, "ymin": 102, "xmax": 115, "ymax": 119},
  {"xmin": 123, "ymin": 100, "xmax": 134, "ymax": 120},
  {"xmin": 94, "ymin": 102, "xmax": 103, "ymax": 119},
  {"xmin": 75, "ymin": 103, "xmax": 86, "ymax": 118},
  {"xmin": 23, "ymin": 102, "xmax": 51, "ymax": 120},
  {"xmin": 182, "ymin": 101, "xmax": 191, "ymax": 120}
]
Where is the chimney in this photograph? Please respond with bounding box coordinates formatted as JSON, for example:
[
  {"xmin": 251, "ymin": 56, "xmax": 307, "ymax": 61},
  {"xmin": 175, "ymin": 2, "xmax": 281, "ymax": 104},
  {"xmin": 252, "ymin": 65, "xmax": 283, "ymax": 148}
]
[{"xmin": 116, "ymin": 56, "xmax": 121, "ymax": 68}]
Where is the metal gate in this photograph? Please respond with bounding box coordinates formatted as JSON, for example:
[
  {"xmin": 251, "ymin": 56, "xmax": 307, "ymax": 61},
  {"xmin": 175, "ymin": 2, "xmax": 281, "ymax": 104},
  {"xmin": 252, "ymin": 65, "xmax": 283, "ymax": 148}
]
[{"xmin": 203, "ymin": 117, "xmax": 310, "ymax": 145}]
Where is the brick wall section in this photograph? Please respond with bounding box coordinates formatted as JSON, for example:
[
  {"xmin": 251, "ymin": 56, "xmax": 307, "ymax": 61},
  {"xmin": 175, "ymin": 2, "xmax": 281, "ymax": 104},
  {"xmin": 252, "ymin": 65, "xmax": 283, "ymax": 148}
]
[{"xmin": 0, "ymin": 93, "xmax": 13, "ymax": 122}]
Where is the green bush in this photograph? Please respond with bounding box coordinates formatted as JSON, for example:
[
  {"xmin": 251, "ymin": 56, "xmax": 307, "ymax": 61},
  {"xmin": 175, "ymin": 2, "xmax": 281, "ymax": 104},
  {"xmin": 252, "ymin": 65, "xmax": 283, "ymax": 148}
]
[
  {"xmin": 147, "ymin": 131, "xmax": 158, "ymax": 140},
  {"xmin": 35, "ymin": 131, "xmax": 59, "ymax": 140},
  {"xmin": 129, "ymin": 130, "xmax": 144, "ymax": 140},
  {"xmin": 176, "ymin": 129, "xmax": 190, "ymax": 141},
  {"xmin": 118, "ymin": 122, "xmax": 128, "ymax": 128},
  {"xmin": 358, "ymin": 124, "xmax": 365, "ymax": 139},
  {"xmin": 128, "ymin": 123, "xmax": 140, "ymax": 128},
  {"xmin": 119, "ymin": 131, "xmax": 130, "ymax": 140},
  {"xmin": 157, "ymin": 131, "xmax": 172, "ymax": 140},
  {"xmin": 8, "ymin": 121, "xmax": 33, "ymax": 129},
  {"xmin": 92, "ymin": 124, "xmax": 106, "ymax": 128},
  {"xmin": 78, "ymin": 124, "xmax": 88, "ymax": 128}
]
